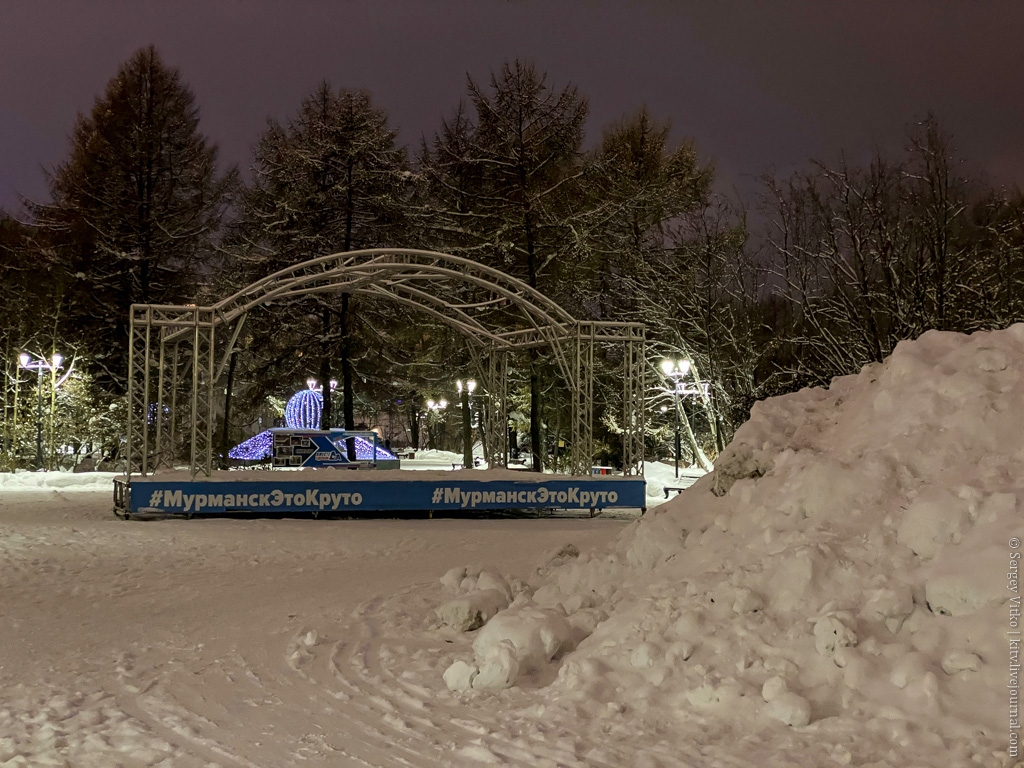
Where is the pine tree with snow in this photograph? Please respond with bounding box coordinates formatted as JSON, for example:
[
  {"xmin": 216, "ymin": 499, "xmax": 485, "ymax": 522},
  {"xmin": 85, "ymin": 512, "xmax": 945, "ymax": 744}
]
[
  {"xmin": 30, "ymin": 46, "xmax": 234, "ymax": 393},
  {"xmin": 232, "ymin": 83, "xmax": 409, "ymax": 436},
  {"xmin": 420, "ymin": 60, "xmax": 588, "ymax": 471}
]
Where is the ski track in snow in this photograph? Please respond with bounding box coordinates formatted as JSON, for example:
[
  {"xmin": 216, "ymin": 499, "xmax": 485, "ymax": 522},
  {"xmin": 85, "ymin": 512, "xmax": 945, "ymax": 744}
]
[{"xmin": 3, "ymin": 488, "xmax": 719, "ymax": 768}]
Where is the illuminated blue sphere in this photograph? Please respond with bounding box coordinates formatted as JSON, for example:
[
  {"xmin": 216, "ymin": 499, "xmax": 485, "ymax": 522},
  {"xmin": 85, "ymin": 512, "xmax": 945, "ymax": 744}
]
[{"xmin": 285, "ymin": 389, "xmax": 323, "ymax": 430}]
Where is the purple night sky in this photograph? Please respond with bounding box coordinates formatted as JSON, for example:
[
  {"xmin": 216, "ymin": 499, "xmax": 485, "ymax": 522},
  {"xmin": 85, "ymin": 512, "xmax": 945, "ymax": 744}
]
[{"xmin": 1, "ymin": 1, "xmax": 1021, "ymax": 213}]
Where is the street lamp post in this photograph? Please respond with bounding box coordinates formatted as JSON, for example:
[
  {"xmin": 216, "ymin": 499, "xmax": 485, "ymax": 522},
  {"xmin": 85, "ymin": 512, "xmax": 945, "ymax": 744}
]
[
  {"xmin": 18, "ymin": 353, "xmax": 63, "ymax": 470},
  {"xmin": 457, "ymin": 379, "xmax": 476, "ymax": 468},
  {"xmin": 35, "ymin": 365, "xmax": 43, "ymax": 468},
  {"xmin": 49, "ymin": 355, "xmax": 62, "ymax": 469},
  {"xmin": 660, "ymin": 359, "xmax": 691, "ymax": 478}
]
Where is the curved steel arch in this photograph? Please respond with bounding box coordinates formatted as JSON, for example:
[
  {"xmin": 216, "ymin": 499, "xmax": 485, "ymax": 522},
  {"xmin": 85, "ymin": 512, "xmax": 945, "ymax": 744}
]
[
  {"xmin": 126, "ymin": 248, "xmax": 646, "ymax": 482},
  {"xmin": 203, "ymin": 249, "xmax": 579, "ymax": 344}
]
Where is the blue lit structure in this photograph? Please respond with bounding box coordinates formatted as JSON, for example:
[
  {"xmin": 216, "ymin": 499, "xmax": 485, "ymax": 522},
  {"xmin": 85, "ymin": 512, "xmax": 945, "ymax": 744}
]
[
  {"xmin": 285, "ymin": 388, "xmax": 323, "ymax": 430},
  {"xmin": 229, "ymin": 387, "xmax": 397, "ymax": 463}
]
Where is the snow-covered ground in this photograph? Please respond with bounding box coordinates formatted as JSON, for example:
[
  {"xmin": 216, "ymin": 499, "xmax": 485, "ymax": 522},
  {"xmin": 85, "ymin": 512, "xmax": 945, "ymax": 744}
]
[
  {"xmin": 1, "ymin": 324, "xmax": 1017, "ymax": 766},
  {"xmin": 0, "ymin": 486, "xmax": 626, "ymax": 767}
]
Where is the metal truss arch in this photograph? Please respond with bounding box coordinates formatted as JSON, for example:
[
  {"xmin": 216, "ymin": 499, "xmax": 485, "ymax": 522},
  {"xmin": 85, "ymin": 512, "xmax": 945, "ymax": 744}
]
[{"xmin": 126, "ymin": 249, "xmax": 646, "ymax": 481}]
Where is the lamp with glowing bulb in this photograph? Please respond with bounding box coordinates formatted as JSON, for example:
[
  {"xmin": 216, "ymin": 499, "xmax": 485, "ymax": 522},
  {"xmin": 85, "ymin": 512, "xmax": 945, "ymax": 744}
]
[{"xmin": 17, "ymin": 352, "xmax": 64, "ymax": 470}]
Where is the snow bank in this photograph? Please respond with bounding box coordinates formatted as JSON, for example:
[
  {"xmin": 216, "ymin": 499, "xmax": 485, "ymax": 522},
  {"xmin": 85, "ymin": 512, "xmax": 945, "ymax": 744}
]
[
  {"xmin": 0, "ymin": 470, "xmax": 119, "ymax": 492},
  {"xmin": 440, "ymin": 325, "xmax": 1024, "ymax": 766}
]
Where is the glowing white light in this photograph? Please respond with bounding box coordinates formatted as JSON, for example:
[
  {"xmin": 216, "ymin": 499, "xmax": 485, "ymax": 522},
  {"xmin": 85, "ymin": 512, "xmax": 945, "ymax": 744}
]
[
  {"xmin": 51, "ymin": 354, "xmax": 63, "ymax": 369},
  {"xmin": 19, "ymin": 353, "xmax": 30, "ymax": 367},
  {"xmin": 661, "ymin": 359, "xmax": 691, "ymax": 377},
  {"xmin": 306, "ymin": 378, "xmax": 317, "ymax": 390}
]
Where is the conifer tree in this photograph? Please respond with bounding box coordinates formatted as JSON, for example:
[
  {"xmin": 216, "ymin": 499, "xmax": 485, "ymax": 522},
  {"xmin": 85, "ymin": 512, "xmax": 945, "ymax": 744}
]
[
  {"xmin": 31, "ymin": 45, "xmax": 234, "ymax": 392},
  {"xmin": 236, "ymin": 83, "xmax": 408, "ymax": 435},
  {"xmin": 421, "ymin": 61, "xmax": 587, "ymax": 470}
]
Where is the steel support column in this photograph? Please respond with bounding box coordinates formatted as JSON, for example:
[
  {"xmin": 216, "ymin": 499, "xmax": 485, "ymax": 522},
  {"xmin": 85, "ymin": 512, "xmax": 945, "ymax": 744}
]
[
  {"xmin": 571, "ymin": 323, "xmax": 595, "ymax": 476},
  {"xmin": 126, "ymin": 307, "xmax": 153, "ymax": 478},
  {"xmin": 190, "ymin": 309, "xmax": 216, "ymax": 478},
  {"xmin": 481, "ymin": 349, "xmax": 508, "ymax": 469},
  {"xmin": 622, "ymin": 327, "xmax": 647, "ymax": 476}
]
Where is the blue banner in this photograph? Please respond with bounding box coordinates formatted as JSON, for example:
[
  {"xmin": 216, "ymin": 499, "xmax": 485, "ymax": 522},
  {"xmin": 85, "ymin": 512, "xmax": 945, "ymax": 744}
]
[{"xmin": 127, "ymin": 477, "xmax": 646, "ymax": 515}]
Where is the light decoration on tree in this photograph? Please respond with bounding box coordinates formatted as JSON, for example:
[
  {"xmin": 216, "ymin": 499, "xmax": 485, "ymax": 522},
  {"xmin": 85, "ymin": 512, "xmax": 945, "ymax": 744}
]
[{"xmin": 228, "ymin": 385, "xmax": 397, "ymax": 462}]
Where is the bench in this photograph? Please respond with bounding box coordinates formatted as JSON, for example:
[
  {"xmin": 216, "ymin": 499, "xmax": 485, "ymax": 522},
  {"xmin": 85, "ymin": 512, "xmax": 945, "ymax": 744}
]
[{"xmin": 663, "ymin": 487, "xmax": 688, "ymax": 498}]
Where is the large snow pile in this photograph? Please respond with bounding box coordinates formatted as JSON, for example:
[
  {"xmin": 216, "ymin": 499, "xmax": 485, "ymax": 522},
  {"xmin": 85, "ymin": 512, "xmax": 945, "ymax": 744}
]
[{"xmin": 440, "ymin": 326, "xmax": 1021, "ymax": 766}]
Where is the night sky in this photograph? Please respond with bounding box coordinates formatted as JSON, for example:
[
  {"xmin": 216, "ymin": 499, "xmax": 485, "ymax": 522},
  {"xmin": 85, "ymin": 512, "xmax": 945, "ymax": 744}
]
[{"xmin": 2, "ymin": 1, "xmax": 1022, "ymax": 213}]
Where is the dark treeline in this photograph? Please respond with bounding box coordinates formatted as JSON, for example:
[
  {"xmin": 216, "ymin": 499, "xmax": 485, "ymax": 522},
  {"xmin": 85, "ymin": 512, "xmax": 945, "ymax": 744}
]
[{"xmin": 2, "ymin": 46, "xmax": 1022, "ymax": 469}]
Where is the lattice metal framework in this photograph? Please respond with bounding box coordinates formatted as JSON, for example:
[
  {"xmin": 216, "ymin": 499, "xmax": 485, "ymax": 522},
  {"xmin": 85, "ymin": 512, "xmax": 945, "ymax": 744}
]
[
  {"xmin": 622, "ymin": 327, "xmax": 647, "ymax": 476},
  {"xmin": 125, "ymin": 249, "xmax": 646, "ymax": 482},
  {"xmin": 472, "ymin": 349, "xmax": 509, "ymax": 469}
]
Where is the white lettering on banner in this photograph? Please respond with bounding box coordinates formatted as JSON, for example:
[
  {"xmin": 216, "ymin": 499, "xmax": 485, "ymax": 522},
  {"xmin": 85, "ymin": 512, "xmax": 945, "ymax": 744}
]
[
  {"xmin": 144, "ymin": 483, "xmax": 624, "ymax": 512},
  {"xmin": 421, "ymin": 485, "xmax": 625, "ymax": 509}
]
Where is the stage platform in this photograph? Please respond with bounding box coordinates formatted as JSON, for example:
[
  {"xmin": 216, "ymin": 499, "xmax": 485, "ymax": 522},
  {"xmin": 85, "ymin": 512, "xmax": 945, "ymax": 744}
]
[{"xmin": 113, "ymin": 468, "xmax": 647, "ymax": 518}]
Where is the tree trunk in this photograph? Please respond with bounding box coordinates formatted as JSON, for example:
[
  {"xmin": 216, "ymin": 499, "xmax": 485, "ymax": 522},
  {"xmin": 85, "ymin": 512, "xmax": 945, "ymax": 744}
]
[
  {"xmin": 408, "ymin": 398, "xmax": 419, "ymax": 450},
  {"xmin": 319, "ymin": 307, "xmax": 332, "ymax": 429},
  {"xmin": 678, "ymin": 402, "xmax": 713, "ymax": 471},
  {"xmin": 219, "ymin": 351, "xmax": 237, "ymax": 468},
  {"xmin": 530, "ymin": 366, "xmax": 542, "ymax": 472},
  {"xmin": 476, "ymin": 396, "xmax": 488, "ymax": 465},
  {"xmin": 340, "ymin": 294, "xmax": 356, "ymax": 460}
]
